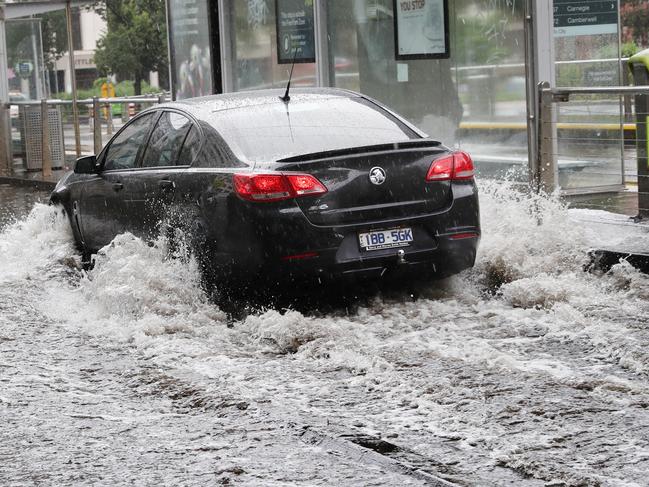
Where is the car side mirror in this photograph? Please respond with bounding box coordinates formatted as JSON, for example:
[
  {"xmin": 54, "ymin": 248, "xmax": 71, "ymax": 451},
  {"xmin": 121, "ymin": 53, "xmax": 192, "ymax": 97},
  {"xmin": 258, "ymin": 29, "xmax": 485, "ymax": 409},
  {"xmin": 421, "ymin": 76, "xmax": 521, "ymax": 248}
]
[{"xmin": 74, "ymin": 155, "xmax": 98, "ymax": 174}]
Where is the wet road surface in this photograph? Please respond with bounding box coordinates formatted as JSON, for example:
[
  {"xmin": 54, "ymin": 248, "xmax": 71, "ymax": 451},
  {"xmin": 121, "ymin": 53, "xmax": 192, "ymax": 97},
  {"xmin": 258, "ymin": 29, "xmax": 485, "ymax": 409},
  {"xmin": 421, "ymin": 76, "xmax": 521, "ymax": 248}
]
[{"xmin": 1, "ymin": 181, "xmax": 649, "ymax": 486}]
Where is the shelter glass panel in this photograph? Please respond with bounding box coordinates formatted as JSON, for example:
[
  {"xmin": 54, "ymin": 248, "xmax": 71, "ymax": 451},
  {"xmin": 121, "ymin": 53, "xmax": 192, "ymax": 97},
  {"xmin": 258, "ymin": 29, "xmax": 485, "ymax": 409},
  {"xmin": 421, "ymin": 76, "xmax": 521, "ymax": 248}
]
[
  {"xmin": 326, "ymin": 0, "xmax": 529, "ymax": 181},
  {"xmin": 6, "ymin": 19, "xmax": 47, "ymax": 100},
  {"xmin": 554, "ymin": 3, "xmax": 624, "ymax": 191},
  {"xmin": 226, "ymin": 0, "xmax": 317, "ymax": 91}
]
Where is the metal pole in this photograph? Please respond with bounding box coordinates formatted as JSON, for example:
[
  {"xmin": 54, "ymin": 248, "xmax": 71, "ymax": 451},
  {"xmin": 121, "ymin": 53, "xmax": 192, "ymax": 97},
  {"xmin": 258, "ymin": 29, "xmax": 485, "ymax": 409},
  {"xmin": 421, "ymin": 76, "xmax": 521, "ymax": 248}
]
[
  {"xmin": 0, "ymin": 104, "xmax": 10, "ymax": 177},
  {"xmin": 217, "ymin": 0, "xmax": 233, "ymax": 93},
  {"xmin": 617, "ymin": 5, "xmax": 625, "ymax": 188},
  {"xmin": 0, "ymin": 6, "xmax": 12, "ymax": 175},
  {"xmin": 524, "ymin": 0, "xmax": 538, "ymax": 189},
  {"xmin": 106, "ymin": 103, "xmax": 113, "ymax": 136},
  {"xmin": 537, "ymin": 82, "xmax": 557, "ymax": 193},
  {"xmin": 39, "ymin": 21, "xmax": 51, "ymax": 98},
  {"xmin": 314, "ymin": 0, "xmax": 330, "ymax": 87},
  {"xmin": 66, "ymin": 0, "xmax": 81, "ymax": 156},
  {"xmin": 526, "ymin": 1, "xmax": 557, "ymax": 191},
  {"xmin": 92, "ymin": 96, "xmax": 102, "ymax": 154},
  {"xmin": 631, "ymin": 64, "xmax": 649, "ymax": 219},
  {"xmin": 164, "ymin": 0, "xmax": 175, "ymax": 98},
  {"xmin": 41, "ymin": 99, "xmax": 52, "ymax": 178},
  {"xmin": 31, "ymin": 22, "xmax": 43, "ymax": 100}
]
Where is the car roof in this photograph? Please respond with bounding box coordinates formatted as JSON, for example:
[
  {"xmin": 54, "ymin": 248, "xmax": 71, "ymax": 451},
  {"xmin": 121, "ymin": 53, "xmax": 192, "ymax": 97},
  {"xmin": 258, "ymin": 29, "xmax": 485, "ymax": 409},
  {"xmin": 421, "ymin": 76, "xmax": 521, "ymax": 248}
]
[{"xmin": 158, "ymin": 87, "xmax": 361, "ymax": 117}]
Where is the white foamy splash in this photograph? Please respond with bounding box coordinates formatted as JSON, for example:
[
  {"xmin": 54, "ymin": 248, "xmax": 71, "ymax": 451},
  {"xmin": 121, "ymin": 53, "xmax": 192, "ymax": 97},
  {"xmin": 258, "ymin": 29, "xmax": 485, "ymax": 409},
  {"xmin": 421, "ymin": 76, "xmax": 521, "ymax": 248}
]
[
  {"xmin": 43, "ymin": 232, "xmax": 227, "ymax": 345},
  {"xmin": 0, "ymin": 204, "xmax": 77, "ymax": 284}
]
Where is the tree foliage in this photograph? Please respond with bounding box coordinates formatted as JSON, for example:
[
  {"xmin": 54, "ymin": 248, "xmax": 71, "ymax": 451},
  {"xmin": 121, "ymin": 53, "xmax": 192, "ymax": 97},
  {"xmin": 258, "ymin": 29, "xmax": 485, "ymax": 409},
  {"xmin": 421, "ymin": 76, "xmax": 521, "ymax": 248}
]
[
  {"xmin": 93, "ymin": 0, "xmax": 168, "ymax": 95},
  {"xmin": 621, "ymin": 0, "xmax": 649, "ymax": 47},
  {"xmin": 41, "ymin": 11, "xmax": 68, "ymax": 69}
]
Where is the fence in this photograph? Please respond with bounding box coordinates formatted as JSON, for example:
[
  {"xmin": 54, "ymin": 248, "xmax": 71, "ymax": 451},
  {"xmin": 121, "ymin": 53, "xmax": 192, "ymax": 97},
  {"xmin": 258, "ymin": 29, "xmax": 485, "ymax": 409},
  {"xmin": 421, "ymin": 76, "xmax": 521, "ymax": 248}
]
[
  {"xmin": 537, "ymin": 83, "xmax": 649, "ymax": 217},
  {"xmin": 3, "ymin": 94, "xmax": 166, "ymax": 177}
]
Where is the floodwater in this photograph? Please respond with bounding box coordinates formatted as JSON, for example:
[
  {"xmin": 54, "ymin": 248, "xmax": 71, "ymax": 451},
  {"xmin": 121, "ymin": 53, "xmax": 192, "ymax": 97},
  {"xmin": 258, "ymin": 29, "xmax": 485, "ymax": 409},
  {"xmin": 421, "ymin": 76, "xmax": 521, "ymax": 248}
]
[
  {"xmin": 0, "ymin": 184, "xmax": 49, "ymax": 230},
  {"xmin": 1, "ymin": 181, "xmax": 649, "ymax": 486}
]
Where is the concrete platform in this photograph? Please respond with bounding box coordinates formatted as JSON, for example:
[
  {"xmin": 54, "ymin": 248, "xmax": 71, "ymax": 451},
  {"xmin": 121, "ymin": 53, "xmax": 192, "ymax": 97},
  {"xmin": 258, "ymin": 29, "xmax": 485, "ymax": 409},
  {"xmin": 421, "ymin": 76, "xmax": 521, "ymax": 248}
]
[
  {"xmin": 569, "ymin": 206, "xmax": 649, "ymax": 274},
  {"xmin": 565, "ymin": 189, "xmax": 640, "ymax": 218}
]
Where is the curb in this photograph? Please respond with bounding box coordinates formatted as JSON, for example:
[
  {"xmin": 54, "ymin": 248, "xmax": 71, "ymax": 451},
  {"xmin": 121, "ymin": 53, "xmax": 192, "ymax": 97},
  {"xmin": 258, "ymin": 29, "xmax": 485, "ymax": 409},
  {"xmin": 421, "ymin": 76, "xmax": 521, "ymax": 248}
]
[
  {"xmin": 588, "ymin": 248, "xmax": 649, "ymax": 274},
  {"xmin": 0, "ymin": 176, "xmax": 57, "ymax": 191}
]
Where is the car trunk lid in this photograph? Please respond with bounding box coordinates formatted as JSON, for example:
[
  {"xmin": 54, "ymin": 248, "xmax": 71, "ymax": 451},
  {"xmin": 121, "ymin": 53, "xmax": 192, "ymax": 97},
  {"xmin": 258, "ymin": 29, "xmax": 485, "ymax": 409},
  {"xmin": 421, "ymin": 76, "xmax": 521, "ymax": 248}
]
[{"xmin": 272, "ymin": 142, "xmax": 452, "ymax": 227}]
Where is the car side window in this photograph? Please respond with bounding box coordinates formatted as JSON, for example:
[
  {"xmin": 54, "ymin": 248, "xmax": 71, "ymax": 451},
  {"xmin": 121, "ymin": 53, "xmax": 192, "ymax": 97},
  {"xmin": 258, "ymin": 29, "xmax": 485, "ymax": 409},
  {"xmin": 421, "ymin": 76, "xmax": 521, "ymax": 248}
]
[
  {"xmin": 103, "ymin": 113, "xmax": 155, "ymax": 171},
  {"xmin": 177, "ymin": 125, "xmax": 200, "ymax": 166},
  {"xmin": 195, "ymin": 123, "xmax": 243, "ymax": 168},
  {"xmin": 141, "ymin": 112, "xmax": 193, "ymax": 167}
]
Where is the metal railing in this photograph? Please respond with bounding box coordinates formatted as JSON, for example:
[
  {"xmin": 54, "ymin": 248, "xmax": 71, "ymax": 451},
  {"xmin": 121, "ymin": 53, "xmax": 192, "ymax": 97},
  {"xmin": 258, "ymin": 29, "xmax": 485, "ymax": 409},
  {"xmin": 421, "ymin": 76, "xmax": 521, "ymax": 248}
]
[
  {"xmin": 3, "ymin": 95, "xmax": 167, "ymax": 177},
  {"xmin": 537, "ymin": 83, "xmax": 649, "ymax": 218}
]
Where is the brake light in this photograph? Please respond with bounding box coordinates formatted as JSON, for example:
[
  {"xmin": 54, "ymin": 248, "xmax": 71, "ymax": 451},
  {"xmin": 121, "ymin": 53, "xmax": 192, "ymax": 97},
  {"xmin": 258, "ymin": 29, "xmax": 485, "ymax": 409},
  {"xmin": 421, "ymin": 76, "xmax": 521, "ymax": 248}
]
[
  {"xmin": 233, "ymin": 173, "xmax": 327, "ymax": 202},
  {"xmin": 426, "ymin": 151, "xmax": 475, "ymax": 181}
]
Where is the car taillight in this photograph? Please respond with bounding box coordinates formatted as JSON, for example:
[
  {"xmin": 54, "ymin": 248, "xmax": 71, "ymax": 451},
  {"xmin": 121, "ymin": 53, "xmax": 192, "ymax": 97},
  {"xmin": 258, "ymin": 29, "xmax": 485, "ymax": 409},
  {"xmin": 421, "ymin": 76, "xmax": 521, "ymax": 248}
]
[
  {"xmin": 426, "ymin": 151, "xmax": 475, "ymax": 182},
  {"xmin": 285, "ymin": 174, "xmax": 327, "ymax": 196},
  {"xmin": 233, "ymin": 173, "xmax": 327, "ymax": 202}
]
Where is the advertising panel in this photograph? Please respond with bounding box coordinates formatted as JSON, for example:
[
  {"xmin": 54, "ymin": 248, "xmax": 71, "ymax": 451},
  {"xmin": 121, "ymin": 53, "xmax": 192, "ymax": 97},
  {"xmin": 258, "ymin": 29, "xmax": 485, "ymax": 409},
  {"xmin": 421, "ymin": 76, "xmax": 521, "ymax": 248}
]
[
  {"xmin": 393, "ymin": 0, "xmax": 449, "ymax": 60},
  {"xmin": 276, "ymin": 0, "xmax": 316, "ymax": 64},
  {"xmin": 167, "ymin": 0, "xmax": 213, "ymax": 99}
]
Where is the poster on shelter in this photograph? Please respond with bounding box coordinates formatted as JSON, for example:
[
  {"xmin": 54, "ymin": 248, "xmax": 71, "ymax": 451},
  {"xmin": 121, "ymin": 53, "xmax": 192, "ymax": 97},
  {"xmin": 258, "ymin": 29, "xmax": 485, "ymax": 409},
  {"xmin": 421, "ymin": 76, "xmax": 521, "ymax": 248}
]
[
  {"xmin": 276, "ymin": 0, "xmax": 316, "ymax": 64},
  {"xmin": 394, "ymin": 0, "xmax": 449, "ymax": 60},
  {"xmin": 167, "ymin": 0, "xmax": 213, "ymax": 99}
]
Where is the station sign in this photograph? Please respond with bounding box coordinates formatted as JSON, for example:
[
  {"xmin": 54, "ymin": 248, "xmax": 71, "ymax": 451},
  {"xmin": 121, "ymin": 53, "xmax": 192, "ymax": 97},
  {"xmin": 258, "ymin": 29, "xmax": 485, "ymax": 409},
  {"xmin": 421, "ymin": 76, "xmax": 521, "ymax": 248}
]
[
  {"xmin": 276, "ymin": 0, "xmax": 315, "ymax": 64},
  {"xmin": 554, "ymin": 0, "xmax": 619, "ymax": 37},
  {"xmin": 393, "ymin": 0, "xmax": 449, "ymax": 60}
]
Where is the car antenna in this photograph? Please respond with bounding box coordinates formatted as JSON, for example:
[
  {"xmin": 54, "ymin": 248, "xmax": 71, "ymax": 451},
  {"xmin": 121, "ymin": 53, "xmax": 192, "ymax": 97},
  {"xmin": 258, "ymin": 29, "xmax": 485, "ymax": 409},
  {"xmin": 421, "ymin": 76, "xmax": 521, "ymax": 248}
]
[{"xmin": 279, "ymin": 48, "xmax": 298, "ymax": 103}]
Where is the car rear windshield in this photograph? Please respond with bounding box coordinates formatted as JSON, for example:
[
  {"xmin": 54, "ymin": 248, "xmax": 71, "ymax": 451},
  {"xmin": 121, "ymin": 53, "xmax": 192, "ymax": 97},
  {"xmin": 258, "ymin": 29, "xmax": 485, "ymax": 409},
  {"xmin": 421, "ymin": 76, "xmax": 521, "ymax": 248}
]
[{"xmin": 206, "ymin": 97, "xmax": 417, "ymax": 163}]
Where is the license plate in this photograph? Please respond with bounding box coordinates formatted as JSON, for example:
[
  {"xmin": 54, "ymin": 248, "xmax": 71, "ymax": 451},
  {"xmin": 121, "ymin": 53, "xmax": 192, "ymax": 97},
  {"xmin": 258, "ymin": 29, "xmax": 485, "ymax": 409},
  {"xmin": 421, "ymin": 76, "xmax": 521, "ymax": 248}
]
[{"xmin": 358, "ymin": 227, "xmax": 413, "ymax": 251}]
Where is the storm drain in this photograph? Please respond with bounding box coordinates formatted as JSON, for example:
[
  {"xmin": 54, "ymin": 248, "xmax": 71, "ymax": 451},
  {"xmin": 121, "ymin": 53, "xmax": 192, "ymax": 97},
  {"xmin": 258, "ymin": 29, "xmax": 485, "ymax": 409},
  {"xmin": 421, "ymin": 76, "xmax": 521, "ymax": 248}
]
[{"xmin": 300, "ymin": 428, "xmax": 464, "ymax": 486}]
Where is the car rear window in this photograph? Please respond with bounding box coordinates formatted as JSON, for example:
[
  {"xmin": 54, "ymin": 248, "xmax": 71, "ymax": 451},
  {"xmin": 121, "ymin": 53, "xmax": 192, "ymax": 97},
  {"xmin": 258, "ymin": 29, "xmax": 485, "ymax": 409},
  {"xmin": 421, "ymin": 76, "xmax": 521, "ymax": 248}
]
[{"xmin": 206, "ymin": 97, "xmax": 416, "ymax": 163}]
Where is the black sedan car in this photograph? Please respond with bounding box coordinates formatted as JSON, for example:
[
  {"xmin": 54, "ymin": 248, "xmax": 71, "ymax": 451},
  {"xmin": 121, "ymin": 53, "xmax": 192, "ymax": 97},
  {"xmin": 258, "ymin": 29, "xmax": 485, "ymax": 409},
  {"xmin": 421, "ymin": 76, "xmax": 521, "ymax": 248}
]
[{"xmin": 51, "ymin": 88, "xmax": 480, "ymax": 290}]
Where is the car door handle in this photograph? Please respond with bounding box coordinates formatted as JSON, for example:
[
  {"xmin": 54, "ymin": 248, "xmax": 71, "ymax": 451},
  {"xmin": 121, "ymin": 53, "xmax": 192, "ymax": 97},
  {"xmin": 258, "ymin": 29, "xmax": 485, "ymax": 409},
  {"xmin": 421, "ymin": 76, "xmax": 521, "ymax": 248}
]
[
  {"xmin": 112, "ymin": 182, "xmax": 124, "ymax": 192},
  {"xmin": 158, "ymin": 180, "xmax": 175, "ymax": 191}
]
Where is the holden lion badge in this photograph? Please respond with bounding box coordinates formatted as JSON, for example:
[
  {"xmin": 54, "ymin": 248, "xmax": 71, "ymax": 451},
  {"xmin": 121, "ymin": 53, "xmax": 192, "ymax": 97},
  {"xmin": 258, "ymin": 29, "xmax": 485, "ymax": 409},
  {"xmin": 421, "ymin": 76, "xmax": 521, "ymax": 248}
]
[{"xmin": 369, "ymin": 167, "xmax": 387, "ymax": 186}]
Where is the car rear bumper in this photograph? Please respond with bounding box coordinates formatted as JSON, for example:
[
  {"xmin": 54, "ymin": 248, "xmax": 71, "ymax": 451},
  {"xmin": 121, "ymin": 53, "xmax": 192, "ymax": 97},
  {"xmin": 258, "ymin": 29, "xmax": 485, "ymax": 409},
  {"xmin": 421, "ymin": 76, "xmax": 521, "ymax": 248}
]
[
  {"xmin": 277, "ymin": 233, "xmax": 479, "ymax": 283},
  {"xmin": 203, "ymin": 181, "xmax": 480, "ymax": 287}
]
